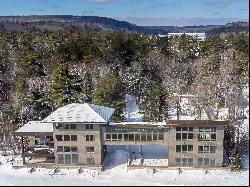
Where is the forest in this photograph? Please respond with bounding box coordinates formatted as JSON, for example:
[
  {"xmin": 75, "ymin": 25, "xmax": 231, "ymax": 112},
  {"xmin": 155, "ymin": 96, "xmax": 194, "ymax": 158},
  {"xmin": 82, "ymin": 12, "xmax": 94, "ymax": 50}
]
[{"xmin": 0, "ymin": 30, "xmax": 249, "ymax": 169}]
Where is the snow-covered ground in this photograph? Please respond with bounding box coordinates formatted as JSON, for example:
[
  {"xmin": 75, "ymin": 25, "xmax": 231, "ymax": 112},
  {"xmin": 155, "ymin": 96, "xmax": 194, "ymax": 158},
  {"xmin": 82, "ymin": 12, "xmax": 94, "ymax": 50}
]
[{"xmin": 0, "ymin": 152, "xmax": 249, "ymax": 186}]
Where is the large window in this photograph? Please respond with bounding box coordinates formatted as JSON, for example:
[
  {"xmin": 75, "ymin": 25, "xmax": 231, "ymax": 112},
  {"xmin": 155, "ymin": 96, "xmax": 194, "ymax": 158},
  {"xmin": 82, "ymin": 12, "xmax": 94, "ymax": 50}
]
[
  {"xmin": 86, "ymin": 124, "xmax": 94, "ymax": 130},
  {"xmin": 176, "ymin": 158, "xmax": 193, "ymax": 166},
  {"xmin": 55, "ymin": 135, "xmax": 77, "ymax": 141},
  {"xmin": 198, "ymin": 127, "xmax": 216, "ymax": 141},
  {"xmin": 176, "ymin": 145, "xmax": 193, "ymax": 153},
  {"xmin": 198, "ymin": 158, "xmax": 215, "ymax": 167},
  {"xmin": 176, "ymin": 127, "xmax": 193, "ymax": 141},
  {"xmin": 198, "ymin": 146, "xmax": 216, "ymax": 153},
  {"xmin": 57, "ymin": 146, "xmax": 78, "ymax": 153},
  {"xmin": 86, "ymin": 157, "xmax": 95, "ymax": 165},
  {"xmin": 56, "ymin": 124, "xmax": 77, "ymax": 130},
  {"xmin": 104, "ymin": 127, "xmax": 164, "ymax": 142},
  {"xmin": 86, "ymin": 135, "xmax": 95, "ymax": 142},
  {"xmin": 57, "ymin": 153, "xmax": 79, "ymax": 164},
  {"xmin": 86, "ymin": 147, "xmax": 95, "ymax": 153}
]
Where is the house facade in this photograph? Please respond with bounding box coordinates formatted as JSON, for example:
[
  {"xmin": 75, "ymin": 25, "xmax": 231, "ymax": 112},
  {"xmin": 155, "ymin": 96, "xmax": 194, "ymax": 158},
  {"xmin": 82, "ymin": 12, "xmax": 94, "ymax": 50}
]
[{"xmin": 15, "ymin": 103, "xmax": 229, "ymax": 168}]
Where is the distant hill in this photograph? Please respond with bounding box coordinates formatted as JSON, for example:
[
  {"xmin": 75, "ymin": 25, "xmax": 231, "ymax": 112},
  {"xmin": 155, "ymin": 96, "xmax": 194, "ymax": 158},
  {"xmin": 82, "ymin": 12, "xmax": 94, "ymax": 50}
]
[
  {"xmin": 0, "ymin": 15, "xmax": 248, "ymax": 37},
  {"xmin": 144, "ymin": 21, "xmax": 249, "ymax": 37},
  {"xmin": 0, "ymin": 15, "xmax": 166, "ymax": 35}
]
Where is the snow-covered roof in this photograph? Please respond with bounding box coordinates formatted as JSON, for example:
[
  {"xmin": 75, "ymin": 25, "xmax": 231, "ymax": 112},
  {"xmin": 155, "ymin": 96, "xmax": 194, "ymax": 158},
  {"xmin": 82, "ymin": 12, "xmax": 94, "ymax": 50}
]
[
  {"xmin": 42, "ymin": 103, "xmax": 115, "ymax": 123},
  {"xmin": 15, "ymin": 121, "xmax": 53, "ymax": 133}
]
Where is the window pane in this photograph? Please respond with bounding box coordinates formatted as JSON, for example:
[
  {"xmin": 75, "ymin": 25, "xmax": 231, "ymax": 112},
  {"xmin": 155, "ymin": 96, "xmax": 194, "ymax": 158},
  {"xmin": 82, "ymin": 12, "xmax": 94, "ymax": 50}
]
[
  {"xmin": 71, "ymin": 135, "xmax": 77, "ymax": 141},
  {"xmin": 147, "ymin": 134, "xmax": 152, "ymax": 141},
  {"xmin": 176, "ymin": 127, "xmax": 181, "ymax": 131},
  {"xmin": 210, "ymin": 158, "xmax": 215, "ymax": 166},
  {"xmin": 65, "ymin": 154, "xmax": 71, "ymax": 164},
  {"xmin": 64, "ymin": 146, "xmax": 70, "ymax": 152},
  {"xmin": 199, "ymin": 127, "xmax": 204, "ymax": 132},
  {"xmin": 56, "ymin": 124, "xmax": 63, "ymax": 129},
  {"xmin": 176, "ymin": 145, "xmax": 181, "ymax": 152},
  {"xmin": 211, "ymin": 127, "xmax": 216, "ymax": 132},
  {"xmin": 64, "ymin": 124, "xmax": 69, "ymax": 129},
  {"xmin": 106, "ymin": 134, "xmax": 111, "ymax": 140},
  {"xmin": 204, "ymin": 158, "xmax": 209, "ymax": 165},
  {"xmin": 112, "ymin": 134, "xmax": 117, "ymax": 140},
  {"xmin": 57, "ymin": 146, "xmax": 63, "ymax": 152},
  {"xmin": 198, "ymin": 158, "xmax": 203, "ymax": 166},
  {"xmin": 86, "ymin": 147, "xmax": 94, "ymax": 153},
  {"xmin": 124, "ymin": 134, "xmax": 128, "ymax": 141},
  {"xmin": 86, "ymin": 124, "xmax": 93, "ymax": 129},
  {"xmin": 182, "ymin": 133, "xmax": 187, "ymax": 140},
  {"xmin": 176, "ymin": 158, "xmax": 181, "ymax": 165},
  {"xmin": 176, "ymin": 133, "xmax": 181, "ymax": 140},
  {"xmin": 129, "ymin": 134, "xmax": 134, "ymax": 141},
  {"xmin": 198, "ymin": 134, "xmax": 203, "ymax": 141},
  {"xmin": 204, "ymin": 134, "xmax": 210, "ymax": 141},
  {"xmin": 188, "ymin": 133, "xmax": 193, "ymax": 139},
  {"xmin": 70, "ymin": 124, "xmax": 76, "ymax": 129},
  {"xmin": 182, "ymin": 158, "xmax": 187, "ymax": 166},
  {"xmin": 188, "ymin": 158, "xmax": 193, "ymax": 166},
  {"xmin": 198, "ymin": 146, "xmax": 203, "ymax": 153},
  {"xmin": 182, "ymin": 127, "xmax": 188, "ymax": 131},
  {"xmin": 135, "ymin": 134, "xmax": 140, "ymax": 141},
  {"xmin": 71, "ymin": 147, "xmax": 77, "ymax": 152},
  {"xmin": 210, "ymin": 146, "xmax": 216, "ymax": 153},
  {"xmin": 189, "ymin": 127, "xmax": 193, "ymax": 132},
  {"xmin": 211, "ymin": 134, "xmax": 216, "ymax": 141},
  {"xmin": 153, "ymin": 134, "xmax": 157, "ymax": 141},
  {"xmin": 182, "ymin": 145, "xmax": 187, "ymax": 152},
  {"xmin": 118, "ymin": 134, "xmax": 123, "ymax": 141},
  {"xmin": 90, "ymin": 135, "xmax": 94, "ymax": 141},
  {"xmin": 57, "ymin": 154, "xmax": 64, "ymax": 164},
  {"xmin": 72, "ymin": 154, "xmax": 79, "ymax": 164},
  {"xmin": 87, "ymin": 158, "xmax": 95, "ymax": 165},
  {"xmin": 158, "ymin": 133, "xmax": 164, "ymax": 140},
  {"xmin": 188, "ymin": 145, "xmax": 193, "ymax": 152},
  {"xmin": 205, "ymin": 127, "xmax": 210, "ymax": 132},
  {"xmin": 64, "ymin": 135, "xmax": 70, "ymax": 141},
  {"xmin": 204, "ymin": 146, "xmax": 209, "ymax": 153},
  {"xmin": 141, "ymin": 134, "xmax": 146, "ymax": 141},
  {"xmin": 56, "ymin": 135, "xmax": 63, "ymax": 141}
]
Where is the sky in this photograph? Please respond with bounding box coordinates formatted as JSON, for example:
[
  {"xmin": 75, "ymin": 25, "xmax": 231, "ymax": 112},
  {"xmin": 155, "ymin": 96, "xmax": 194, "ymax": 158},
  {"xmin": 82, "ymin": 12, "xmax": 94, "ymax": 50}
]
[{"xmin": 0, "ymin": 0, "xmax": 248, "ymax": 26}]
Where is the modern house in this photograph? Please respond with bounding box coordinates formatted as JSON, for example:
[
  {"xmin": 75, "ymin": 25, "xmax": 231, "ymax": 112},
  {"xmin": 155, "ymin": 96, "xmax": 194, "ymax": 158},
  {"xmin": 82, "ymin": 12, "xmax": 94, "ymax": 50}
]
[{"xmin": 15, "ymin": 103, "xmax": 230, "ymax": 169}]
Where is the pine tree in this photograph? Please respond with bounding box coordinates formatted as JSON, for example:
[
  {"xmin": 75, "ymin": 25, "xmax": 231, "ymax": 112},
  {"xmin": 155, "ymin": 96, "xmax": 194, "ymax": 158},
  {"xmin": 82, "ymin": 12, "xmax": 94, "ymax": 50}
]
[
  {"xmin": 92, "ymin": 71, "xmax": 126, "ymax": 121},
  {"xmin": 49, "ymin": 61, "xmax": 83, "ymax": 108},
  {"xmin": 142, "ymin": 82, "xmax": 169, "ymax": 121}
]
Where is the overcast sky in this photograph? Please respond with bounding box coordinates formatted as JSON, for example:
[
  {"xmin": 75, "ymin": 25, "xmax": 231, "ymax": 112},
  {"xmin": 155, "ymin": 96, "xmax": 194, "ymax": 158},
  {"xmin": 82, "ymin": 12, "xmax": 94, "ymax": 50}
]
[{"xmin": 0, "ymin": 0, "xmax": 248, "ymax": 26}]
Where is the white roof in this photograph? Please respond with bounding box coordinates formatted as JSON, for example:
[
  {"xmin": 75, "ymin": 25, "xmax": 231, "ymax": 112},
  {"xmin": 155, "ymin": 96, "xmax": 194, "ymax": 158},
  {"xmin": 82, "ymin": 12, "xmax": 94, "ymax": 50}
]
[
  {"xmin": 15, "ymin": 121, "xmax": 53, "ymax": 133},
  {"xmin": 42, "ymin": 103, "xmax": 115, "ymax": 123}
]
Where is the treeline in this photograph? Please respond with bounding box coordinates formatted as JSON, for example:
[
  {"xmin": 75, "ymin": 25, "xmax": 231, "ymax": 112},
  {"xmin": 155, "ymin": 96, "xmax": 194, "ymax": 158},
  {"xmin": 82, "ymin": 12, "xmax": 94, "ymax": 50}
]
[{"xmin": 0, "ymin": 31, "xmax": 248, "ymax": 123}]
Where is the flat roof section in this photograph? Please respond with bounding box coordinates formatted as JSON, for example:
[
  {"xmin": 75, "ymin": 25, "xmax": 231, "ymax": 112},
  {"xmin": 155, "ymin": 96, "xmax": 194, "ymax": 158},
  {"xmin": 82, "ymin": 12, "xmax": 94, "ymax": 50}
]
[
  {"xmin": 15, "ymin": 121, "xmax": 53, "ymax": 136},
  {"xmin": 166, "ymin": 120, "xmax": 230, "ymax": 126},
  {"xmin": 113, "ymin": 122, "xmax": 166, "ymax": 128}
]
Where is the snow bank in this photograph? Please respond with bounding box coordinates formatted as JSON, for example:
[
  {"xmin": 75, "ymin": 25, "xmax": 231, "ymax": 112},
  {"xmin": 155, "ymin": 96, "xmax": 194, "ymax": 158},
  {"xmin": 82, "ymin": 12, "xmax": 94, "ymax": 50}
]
[{"xmin": 0, "ymin": 153, "xmax": 249, "ymax": 186}]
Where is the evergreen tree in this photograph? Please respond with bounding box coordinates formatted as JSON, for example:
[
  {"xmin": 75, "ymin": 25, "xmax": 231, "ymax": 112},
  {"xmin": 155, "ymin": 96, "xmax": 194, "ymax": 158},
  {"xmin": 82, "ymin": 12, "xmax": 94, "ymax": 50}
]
[
  {"xmin": 49, "ymin": 60, "xmax": 83, "ymax": 108},
  {"xmin": 142, "ymin": 82, "xmax": 169, "ymax": 121},
  {"xmin": 92, "ymin": 71, "xmax": 126, "ymax": 121},
  {"xmin": 24, "ymin": 89, "xmax": 54, "ymax": 121}
]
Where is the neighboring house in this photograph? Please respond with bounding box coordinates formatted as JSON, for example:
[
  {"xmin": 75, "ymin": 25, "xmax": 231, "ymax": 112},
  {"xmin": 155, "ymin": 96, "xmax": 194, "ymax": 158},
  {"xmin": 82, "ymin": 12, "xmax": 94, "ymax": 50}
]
[{"xmin": 15, "ymin": 103, "xmax": 229, "ymax": 168}]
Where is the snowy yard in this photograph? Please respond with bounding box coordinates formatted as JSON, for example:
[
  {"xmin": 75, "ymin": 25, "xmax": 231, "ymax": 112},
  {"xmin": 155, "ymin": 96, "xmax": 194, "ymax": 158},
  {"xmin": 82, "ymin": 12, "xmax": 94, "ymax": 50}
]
[{"xmin": 0, "ymin": 152, "xmax": 249, "ymax": 186}]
